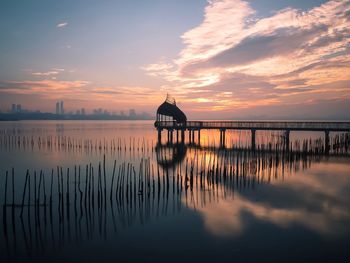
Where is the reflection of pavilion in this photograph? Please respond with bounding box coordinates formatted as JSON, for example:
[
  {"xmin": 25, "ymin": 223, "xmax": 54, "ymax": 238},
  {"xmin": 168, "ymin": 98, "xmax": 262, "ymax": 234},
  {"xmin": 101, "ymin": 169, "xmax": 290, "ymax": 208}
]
[{"xmin": 155, "ymin": 142, "xmax": 187, "ymax": 168}]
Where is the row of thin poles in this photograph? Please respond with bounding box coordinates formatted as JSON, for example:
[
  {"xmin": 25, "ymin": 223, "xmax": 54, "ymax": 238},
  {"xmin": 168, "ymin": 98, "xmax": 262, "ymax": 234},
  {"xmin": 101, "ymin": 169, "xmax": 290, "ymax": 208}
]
[
  {"xmin": 2, "ymin": 149, "xmax": 322, "ymax": 260},
  {"xmin": 1, "ymin": 132, "xmax": 349, "ymax": 154},
  {"xmin": 0, "ymin": 135, "xmax": 154, "ymax": 154}
]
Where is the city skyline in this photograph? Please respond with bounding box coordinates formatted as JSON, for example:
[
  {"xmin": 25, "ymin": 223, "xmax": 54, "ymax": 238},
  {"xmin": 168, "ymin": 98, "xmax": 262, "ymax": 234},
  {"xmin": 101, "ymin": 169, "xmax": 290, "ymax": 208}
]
[
  {"xmin": 0, "ymin": 0, "xmax": 349, "ymax": 120},
  {"xmin": 1, "ymin": 100, "xmax": 149, "ymax": 117}
]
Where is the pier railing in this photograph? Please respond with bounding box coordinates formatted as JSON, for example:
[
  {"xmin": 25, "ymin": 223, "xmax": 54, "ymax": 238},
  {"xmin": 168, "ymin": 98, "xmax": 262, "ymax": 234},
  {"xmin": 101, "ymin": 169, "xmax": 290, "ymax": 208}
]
[{"xmin": 155, "ymin": 121, "xmax": 350, "ymax": 131}]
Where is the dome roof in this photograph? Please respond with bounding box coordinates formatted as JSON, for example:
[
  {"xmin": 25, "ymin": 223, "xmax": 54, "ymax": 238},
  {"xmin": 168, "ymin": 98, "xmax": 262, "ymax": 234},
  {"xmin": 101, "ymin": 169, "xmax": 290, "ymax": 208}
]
[{"xmin": 156, "ymin": 96, "xmax": 187, "ymax": 123}]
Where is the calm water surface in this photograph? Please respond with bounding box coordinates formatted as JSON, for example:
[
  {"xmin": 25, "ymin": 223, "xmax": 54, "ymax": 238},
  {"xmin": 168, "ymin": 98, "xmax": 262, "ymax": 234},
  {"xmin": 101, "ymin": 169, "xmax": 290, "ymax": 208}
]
[{"xmin": 0, "ymin": 120, "xmax": 349, "ymax": 262}]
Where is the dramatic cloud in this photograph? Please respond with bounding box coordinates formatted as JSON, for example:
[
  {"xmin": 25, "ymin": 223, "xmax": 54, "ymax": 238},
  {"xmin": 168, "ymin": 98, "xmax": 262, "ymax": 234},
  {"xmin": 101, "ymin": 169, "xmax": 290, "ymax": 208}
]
[{"xmin": 144, "ymin": 0, "xmax": 350, "ymax": 114}]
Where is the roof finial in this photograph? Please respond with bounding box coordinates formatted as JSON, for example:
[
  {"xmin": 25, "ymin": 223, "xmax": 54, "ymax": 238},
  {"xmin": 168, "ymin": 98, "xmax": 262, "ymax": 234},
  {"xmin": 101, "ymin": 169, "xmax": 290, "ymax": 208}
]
[{"xmin": 166, "ymin": 93, "xmax": 176, "ymax": 105}]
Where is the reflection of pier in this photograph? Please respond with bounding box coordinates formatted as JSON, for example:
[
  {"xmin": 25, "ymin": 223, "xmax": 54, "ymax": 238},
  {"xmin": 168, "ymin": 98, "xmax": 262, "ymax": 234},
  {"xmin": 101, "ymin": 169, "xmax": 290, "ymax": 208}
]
[
  {"xmin": 155, "ymin": 141, "xmax": 349, "ymax": 170},
  {"xmin": 155, "ymin": 96, "xmax": 350, "ymax": 152}
]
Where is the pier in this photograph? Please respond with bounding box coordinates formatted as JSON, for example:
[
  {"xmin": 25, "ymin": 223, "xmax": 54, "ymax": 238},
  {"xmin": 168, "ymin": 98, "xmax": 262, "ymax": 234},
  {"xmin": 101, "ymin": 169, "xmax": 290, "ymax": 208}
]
[
  {"xmin": 155, "ymin": 120, "xmax": 350, "ymax": 151},
  {"xmin": 155, "ymin": 96, "xmax": 350, "ymax": 152}
]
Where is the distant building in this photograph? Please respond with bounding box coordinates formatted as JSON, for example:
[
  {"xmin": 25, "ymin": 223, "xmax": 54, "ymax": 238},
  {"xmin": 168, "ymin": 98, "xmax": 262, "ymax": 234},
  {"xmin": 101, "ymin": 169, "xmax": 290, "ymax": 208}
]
[
  {"xmin": 129, "ymin": 109, "xmax": 136, "ymax": 117},
  {"xmin": 12, "ymin": 104, "xmax": 16, "ymax": 113},
  {"xmin": 16, "ymin": 104, "xmax": 21, "ymax": 113},
  {"xmin": 56, "ymin": 102, "xmax": 60, "ymax": 114},
  {"xmin": 81, "ymin": 108, "xmax": 85, "ymax": 115},
  {"xmin": 76, "ymin": 109, "xmax": 81, "ymax": 115},
  {"xmin": 60, "ymin": 101, "xmax": 64, "ymax": 115},
  {"xmin": 93, "ymin": 108, "xmax": 103, "ymax": 115}
]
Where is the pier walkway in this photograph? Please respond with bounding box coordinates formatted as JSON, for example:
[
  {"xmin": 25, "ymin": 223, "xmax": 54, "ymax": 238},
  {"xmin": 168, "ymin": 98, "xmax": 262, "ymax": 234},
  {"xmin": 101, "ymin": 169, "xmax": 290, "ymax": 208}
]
[{"xmin": 154, "ymin": 120, "xmax": 350, "ymax": 152}]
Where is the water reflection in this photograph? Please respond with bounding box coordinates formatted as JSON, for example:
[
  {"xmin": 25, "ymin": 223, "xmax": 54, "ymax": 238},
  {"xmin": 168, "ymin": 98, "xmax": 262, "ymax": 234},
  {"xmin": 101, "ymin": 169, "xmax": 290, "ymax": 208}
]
[
  {"xmin": 3, "ymin": 147, "xmax": 346, "ymax": 259},
  {"xmin": 195, "ymin": 161, "xmax": 350, "ymax": 238},
  {"xmin": 156, "ymin": 143, "xmax": 187, "ymax": 168},
  {"xmin": 0, "ymin": 121, "xmax": 350, "ymax": 262}
]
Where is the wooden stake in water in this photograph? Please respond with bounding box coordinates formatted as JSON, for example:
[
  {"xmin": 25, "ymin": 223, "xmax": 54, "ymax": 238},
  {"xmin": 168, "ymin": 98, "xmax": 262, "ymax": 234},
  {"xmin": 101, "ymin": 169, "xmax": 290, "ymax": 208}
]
[
  {"xmin": 4, "ymin": 170, "xmax": 8, "ymax": 206},
  {"xmin": 12, "ymin": 168, "xmax": 15, "ymax": 208},
  {"xmin": 103, "ymin": 154, "xmax": 107, "ymax": 207},
  {"xmin": 20, "ymin": 170, "xmax": 29, "ymax": 217},
  {"xmin": 110, "ymin": 160, "xmax": 116, "ymax": 202}
]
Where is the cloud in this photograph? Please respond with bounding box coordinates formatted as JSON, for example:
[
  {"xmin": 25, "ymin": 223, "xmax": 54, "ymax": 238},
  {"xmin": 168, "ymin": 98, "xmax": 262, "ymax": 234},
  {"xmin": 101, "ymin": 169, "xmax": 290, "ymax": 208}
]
[
  {"xmin": 144, "ymin": 0, "xmax": 350, "ymax": 114},
  {"xmin": 0, "ymin": 79, "xmax": 89, "ymax": 98},
  {"xmin": 57, "ymin": 22, "xmax": 68, "ymax": 28},
  {"xmin": 32, "ymin": 70, "xmax": 62, "ymax": 77},
  {"xmin": 0, "ymin": 79, "xmax": 162, "ymax": 111}
]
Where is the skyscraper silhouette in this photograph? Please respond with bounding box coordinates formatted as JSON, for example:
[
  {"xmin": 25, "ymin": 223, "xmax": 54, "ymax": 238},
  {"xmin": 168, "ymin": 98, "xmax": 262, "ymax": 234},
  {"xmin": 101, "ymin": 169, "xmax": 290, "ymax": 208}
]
[
  {"xmin": 60, "ymin": 101, "xmax": 64, "ymax": 115},
  {"xmin": 56, "ymin": 102, "xmax": 60, "ymax": 114}
]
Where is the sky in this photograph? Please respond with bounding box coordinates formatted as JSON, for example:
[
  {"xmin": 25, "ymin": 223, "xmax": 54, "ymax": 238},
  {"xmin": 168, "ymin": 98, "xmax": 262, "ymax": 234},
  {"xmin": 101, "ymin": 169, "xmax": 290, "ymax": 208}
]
[{"xmin": 0, "ymin": 0, "xmax": 349, "ymax": 119}]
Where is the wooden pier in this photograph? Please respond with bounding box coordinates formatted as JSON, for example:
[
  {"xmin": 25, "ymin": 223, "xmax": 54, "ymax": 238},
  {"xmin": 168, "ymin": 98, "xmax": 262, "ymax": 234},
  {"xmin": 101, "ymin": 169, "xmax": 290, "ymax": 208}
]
[{"xmin": 155, "ymin": 120, "xmax": 350, "ymax": 151}]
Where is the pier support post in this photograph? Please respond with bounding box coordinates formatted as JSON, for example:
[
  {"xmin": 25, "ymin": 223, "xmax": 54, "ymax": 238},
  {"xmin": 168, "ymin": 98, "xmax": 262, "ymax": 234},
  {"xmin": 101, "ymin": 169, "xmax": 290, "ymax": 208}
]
[
  {"xmin": 197, "ymin": 130, "xmax": 201, "ymax": 146},
  {"xmin": 251, "ymin": 129, "xmax": 256, "ymax": 150},
  {"xmin": 325, "ymin": 130, "xmax": 330, "ymax": 154},
  {"xmin": 285, "ymin": 130, "xmax": 290, "ymax": 151},
  {"xmin": 220, "ymin": 129, "xmax": 226, "ymax": 148}
]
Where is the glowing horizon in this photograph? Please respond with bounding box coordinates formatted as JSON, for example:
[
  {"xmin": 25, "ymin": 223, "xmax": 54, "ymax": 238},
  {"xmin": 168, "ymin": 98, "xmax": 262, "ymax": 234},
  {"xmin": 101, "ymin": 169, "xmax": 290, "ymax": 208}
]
[{"xmin": 0, "ymin": 0, "xmax": 349, "ymax": 119}]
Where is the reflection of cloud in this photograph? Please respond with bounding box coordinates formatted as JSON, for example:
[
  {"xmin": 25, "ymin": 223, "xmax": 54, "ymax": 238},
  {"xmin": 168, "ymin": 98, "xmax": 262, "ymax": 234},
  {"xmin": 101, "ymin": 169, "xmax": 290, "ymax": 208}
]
[
  {"xmin": 144, "ymin": 0, "xmax": 350, "ymax": 113},
  {"xmin": 189, "ymin": 161, "xmax": 350, "ymax": 238}
]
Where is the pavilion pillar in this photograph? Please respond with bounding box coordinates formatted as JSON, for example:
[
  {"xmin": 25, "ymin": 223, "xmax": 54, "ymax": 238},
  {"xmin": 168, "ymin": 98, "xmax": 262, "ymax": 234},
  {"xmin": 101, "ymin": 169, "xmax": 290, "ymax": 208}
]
[
  {"xmin": 188, "ymin": 129, "xmax": 191, "ymax": 144},
  {"xmin": 192, "ymin": 129, "xmax": 195, "ymax": 144},
  {"xmin": 181, "ymin": 129, "xmax": 185, "ymax": 144},
  {"xmin": 176, "ymin": 130, "xmax": 179, "ymax": 143},
  {"xmin": 157, "ymin": 129, "xmax": 162, "ymax": 143}
]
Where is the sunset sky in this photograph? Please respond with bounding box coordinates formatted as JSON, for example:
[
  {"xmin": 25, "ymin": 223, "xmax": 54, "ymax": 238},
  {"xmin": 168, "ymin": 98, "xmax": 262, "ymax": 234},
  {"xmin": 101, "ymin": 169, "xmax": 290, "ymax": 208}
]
[{"xmin": 0, "ymin": 0, "xmax": 349, "ymax": 119}]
